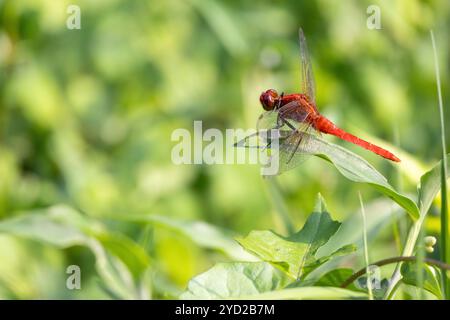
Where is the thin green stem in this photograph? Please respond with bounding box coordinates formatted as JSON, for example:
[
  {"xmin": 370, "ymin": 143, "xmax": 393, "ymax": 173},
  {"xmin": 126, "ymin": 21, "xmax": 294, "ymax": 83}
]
[
  {"xmin": 392, "ymin": 219, "xmax": 403, "ymax": 254},
  {"xmin": 359, "ymin": 192, "xmax": 373, "ymax": 300},
  {"xmin": 392, "ymin": 126, "xmax": 404, "ymax": 254},
  {"xmin": 431, "ymin": 29, "xmax": 448, "ymax": 299},
  {"xmin": 416, "ymin": 228, "xmax": 425, "ymax": 299}
]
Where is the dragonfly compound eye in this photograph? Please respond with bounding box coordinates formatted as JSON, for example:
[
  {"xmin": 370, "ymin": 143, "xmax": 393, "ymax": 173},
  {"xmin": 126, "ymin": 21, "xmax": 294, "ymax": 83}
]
[{"xmin": 260, "ymin": 89, "xmax": 279, "ymax": 111}]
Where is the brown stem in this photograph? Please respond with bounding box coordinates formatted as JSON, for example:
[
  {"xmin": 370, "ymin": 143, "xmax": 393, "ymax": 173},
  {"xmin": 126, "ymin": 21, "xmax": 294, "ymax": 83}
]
[{"xmin": 340, "ymin": 256, "xmax": 450, "ymax": 288}]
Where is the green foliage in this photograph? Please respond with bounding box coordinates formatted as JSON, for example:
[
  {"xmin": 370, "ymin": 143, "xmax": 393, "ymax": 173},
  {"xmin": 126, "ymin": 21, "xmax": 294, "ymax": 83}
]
[
  {"xmin": 180, "ymin": 195, "xmax": 361, "ymax": 299},
  {"xmin": 180, "ymin": 262, "xmax": 288, "ymax": 299},
  {"xmin": 0, "ymin": 205, "xmax": 152, "ymax": 299},
  {"xmin": 314, "ymin": 268, "xmax": 355, "ymax": 288},
  {"xmin": 385, "ymin": 155, "xmax": 450, "ymax": 298},
  {"xmin": 237, "ymin": 195, "xmax": 355, "ymax": 279},
  {"xmin": 401, "ymin": 263, "xmax": 443, "ymax": 299},
  {"xmin": 418, "ymin": 155, "xmax": 450, "ymax": 217},
  {"xmin": 0, "ymin": 0, "xmax": 449, "ymax": 300},
  {"xmin": 181, "ymin": 261, "xmax": 365, "ymax": 299}
]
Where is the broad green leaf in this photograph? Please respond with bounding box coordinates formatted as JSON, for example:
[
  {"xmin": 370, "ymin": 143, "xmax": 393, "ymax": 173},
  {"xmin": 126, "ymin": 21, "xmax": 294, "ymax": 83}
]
[
  {"xmin": 236, "ymin": 131, "xmax": 419, "ymax": 220},
  {"xmin": 110, "ymin": 213, "xmax": 254, "ymax": 261},
  {"xmin": 303, "ymin": 244, "xmax": 356, "ymax": 277},
  {"xmin": 240, "ymin": 287, "xmax": 367, "ymax": 300},
  {"xmin": 180, "ymin": 262, "xmax": 288, "ymax": 299},
  {"xmin": 417, "ymin": 154, "xmax": 450, "ymax": 216},
  {"xmin": 237, "ymin": 197, "xmax": 355, "ymax": 278},
  {"xmin": 286, "ymin": 251, "xmax": 356, "ymax": 288},
  {"xmin": 288, "ymin": 195, "xmax": 340, "ymax": 253},
  {"xmin": 236, "ymin": 230, "xmax": 309, "ymax": 277},
  {"xmin": 400, "ymin": 262, "xmax": 442, "ymax": 299},
  {"xmin": 0, "ymin": 208, "xmax": 88, "ymax": 247}
]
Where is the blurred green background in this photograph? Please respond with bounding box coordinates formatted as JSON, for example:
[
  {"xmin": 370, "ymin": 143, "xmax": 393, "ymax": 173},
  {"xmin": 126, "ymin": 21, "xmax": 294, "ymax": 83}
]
[{"xmin": 0, "ymin": 0, "xmax": 448, "ymax": 299}]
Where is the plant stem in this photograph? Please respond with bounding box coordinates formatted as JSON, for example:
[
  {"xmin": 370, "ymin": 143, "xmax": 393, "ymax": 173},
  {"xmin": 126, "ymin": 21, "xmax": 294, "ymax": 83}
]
[
  {"xmin": 359, "ymin": 192, "xmax": 373, "ymax": 300},
  {"xmin": 341, "ymin": 256, "xmax": 450, "ymax": 289},
  {"xmin": 431, "ymin": 29, "xmax": 448, "ymax": 299},
  {"xmin": 416, "ymin": 228, "xmax": 425, "ymax": 299},
  {"xmin": 392, "ymin": 126, "xmax": 404, "ymax": 254}
]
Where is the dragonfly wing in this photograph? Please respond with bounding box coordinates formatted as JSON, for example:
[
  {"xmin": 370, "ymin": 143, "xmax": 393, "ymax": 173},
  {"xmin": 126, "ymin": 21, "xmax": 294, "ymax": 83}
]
[
  {"xmin": 234, "ymin": 131, "xmax": 263, "ymax": 149},
  {"xmin": 262, "ymin": 122, "xmax": 319, "ymax": 175},
  {"xmin": 256, "ymin": 111, "xmax": 279, "ymax": 132},
  {"xmin": 298, "ymin": 28, "xmax": 316, "ymax": 105},
  {"xmin": 278, "ymin": 123, "xmax": 317, "ymax": 173}
]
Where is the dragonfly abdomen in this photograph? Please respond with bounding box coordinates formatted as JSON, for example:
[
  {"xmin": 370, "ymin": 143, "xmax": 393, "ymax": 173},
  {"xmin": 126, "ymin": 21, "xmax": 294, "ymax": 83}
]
[{"xmin": 315, "ymin": 116, "xmax": 400, "ymax": 162}]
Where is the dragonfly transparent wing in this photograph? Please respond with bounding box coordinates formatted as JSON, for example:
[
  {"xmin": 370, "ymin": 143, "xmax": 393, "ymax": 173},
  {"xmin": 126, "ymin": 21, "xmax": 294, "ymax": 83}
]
[
  {"xmin": 299, "ymin": 28, "xmax": 316, "ymax": 104},
  {"xmin": 258, "ymin": 115, "xmax": 320, "ymax": 175},
  {"xmin": 275, "ymin": 122, "xmax": 319, "ymax": 174}
]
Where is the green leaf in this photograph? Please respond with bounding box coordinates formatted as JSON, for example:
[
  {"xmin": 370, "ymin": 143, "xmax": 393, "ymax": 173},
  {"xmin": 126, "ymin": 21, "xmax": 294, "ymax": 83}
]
[
  {"xmin": 237, "ymin": 196, "xmax": 355, "ymax": 278},
  {"xmin": 236, "ymin": 131, "xmax": 419, "ymax": 220},
  {"xmin": 417, "ymin": 154, "xmax": 450, "ymax": 216},
  {"xmin": 314, "ymin": 268, "xmax": 355, "ymax": 288},
  {"xmin": 180, "ymin": 262, "xmax": 288, "ymax": 299},
  {"xmin": 309, "ymin": 198, "xmax": 403, "ymax": 282},
  {"xmin": 110, "ymin": 213, "xmax": 254, "ymax": 261},
  {"xmin": 401, "ymin": 262, "xmax": 442, "ymax": 299},
  {"xmin": 0, "ymin": 209, "xmax": 88, "ymax": 247},
  {"xmin": 288, "ymin": 195, "xmax": 340, "ymax": 253},
  {"xmin": 304, "ymin": 244, "xmax": 356, "ymax": 277},
  {"xmin": 237, "ymin": 230, "xmax": 309, "ymax": 277}
]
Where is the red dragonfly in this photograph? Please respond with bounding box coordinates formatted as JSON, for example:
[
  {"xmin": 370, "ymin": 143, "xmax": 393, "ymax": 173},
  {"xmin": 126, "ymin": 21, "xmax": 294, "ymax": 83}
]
[{"xmin": 257, "ymin": 28, "xmax": 400, "ymax": 173}]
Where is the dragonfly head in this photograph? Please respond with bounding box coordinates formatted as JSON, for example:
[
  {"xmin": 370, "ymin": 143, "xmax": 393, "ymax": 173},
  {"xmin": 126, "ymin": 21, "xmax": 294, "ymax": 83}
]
[{"xmin": 260, "ymin": 89, "xmax": 279, "ymax": 111}]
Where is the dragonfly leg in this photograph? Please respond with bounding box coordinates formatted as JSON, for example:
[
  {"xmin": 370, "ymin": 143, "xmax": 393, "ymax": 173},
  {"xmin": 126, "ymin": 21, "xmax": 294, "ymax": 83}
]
[
  {"xmin": 276, "ymin": 115, "xmax": 284, "ymax": 128},
  {"xmin": 263, "ymin": 131, "xmax": 277, "ymax": 150},
  {"xmin": 263, "ymin": 119, "xmax": 287, "ymax": 150},
  {"xmin": 283, "ymin": 119, "xmax": 297, "ymax": 131},
  {"xmin": 264, "ymin": 118, "xmax": 296, "ymax": 151},
  {"xmin": 285, "ymin": 121, "xmax": 313, "ymax": 164},
  {"xmin": 286, "ymin": 130, "xmax": 304, "ymax": 164}
]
